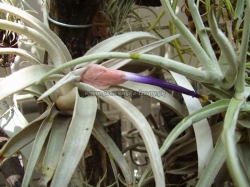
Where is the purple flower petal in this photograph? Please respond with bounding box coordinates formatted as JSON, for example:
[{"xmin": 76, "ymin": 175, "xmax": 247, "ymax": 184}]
[{"xmin": 124, "ymin": 72, "xmax": 204, "ymax": 99}]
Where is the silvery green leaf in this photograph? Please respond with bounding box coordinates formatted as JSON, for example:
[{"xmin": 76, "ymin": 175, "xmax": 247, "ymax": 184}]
[
  {"xmin": 119, "ymin": 81, "xmax": 188, "ymax": 118},
  {"xmin": 38, "ymin": 71, "xmax": 80, "ymax": 101},
  {"xmin": 24, "ymin": 84, "xmax": 52, "ymax": 106},
  {"xmin": 50, "ymin": 93, "xmax": 97, "ymax": 187},
  {"xmin": 237, "ymin": 140, "xmax": 250, "ymax": 179},
  {"xmin": 76, "ymin": 82, "xmax": 165, "ymax": 187},
  {"xmin": 101, "ymin": 34, "xmax": 180, "ymax": 70},
  {"xmin": 139, "ymin": 99, "xmax": 230, "ymax": 186},
  {"xmin": 196, "ymin": 131, "xmax": 241, "ymax": 187},
  {"xmin": 202, "ymin": 83, "xmax": 232, "ymax": 99},
  {"xmin": 0, "ymin": 107, "xmax": 51, "ymax": 159},
  {"xmin": 36, "ymin": 137, "xmax": 49, "ymax": 172},
  {"xmin": 0, "ymin": 20, "xmax": 67, "ymax": 70},
  {"xmin": 221, "ymin": 98, "xmax": 250, "ymax": 187},
  {"xmin": 0, "ymin": 3, "xmax": 72, "ymax": 64},
  {"xmin": 208, "ymin": 9, "xmax": 237, "ymax": 89},
  {"xmin": 0, "ymin": 65, "xmax": 54, "ymax": 101},
  {"xmin": 93, "ymin": 122, "xmax": 132, "ymax": 185},
  {"xmin": 39, "ymin": 114, "xmax": 71, "ymax": 186},
  {"xmin": 234, "ymin": 0, "xmax": 245, "ymax": 19},
  {"xmin": 238, "ymin": 116, "xmax": 250, "ymax": 128},
  {"xmin": 171, "ymin": 71, "xmax": 213, "ymax": 177},
  {"xmin": 22, "ymin": 105, "xmax": 59, "ymax": 187},
  {"xmin": 86, "ymin": 32, "xmax": 160, "ymax": 55},
  {"xmin": 75, "ymin": 32, "xmax": 164, "ymax": 68},
  {"xmin": 0, "ymin": 48, "xmax": 42, "ymax": 65}
]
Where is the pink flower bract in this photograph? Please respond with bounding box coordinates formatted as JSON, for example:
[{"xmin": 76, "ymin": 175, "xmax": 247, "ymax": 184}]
[{"xmin": 81, "ymin": 64, "xmax": 126, "ymax": 89}]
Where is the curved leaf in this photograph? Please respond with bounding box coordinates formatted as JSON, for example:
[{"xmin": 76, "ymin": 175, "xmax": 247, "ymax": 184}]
[
  {"xmin": 221, "ymin": 98, "xmax": 250, "ymax": 187},
  {"xmin": 196, "ymin": 132, "xmax": 242, "ymax": 187},
  {"xmin": 119, "ymin": 81, "xmax": 188, "ymax": 117},
  {"xmin": 93, "ymin": 122, "xmax": 133, "ymax": 185},
  {"xmin": 22, "ymin": 105, "xmax": 59, "ymax": 187},
  {"xmin": 0, "ymin": 65, "xmax": 54, "ymax": 101},
  {"xmin": 0, "ymin": 3, "xmax": 72, "ymax": 66},
  {"xmin": 171, "ymin": 71, "xmax": 213, "ymax": 177},
  {"xmin": 0, "ymin": 20, "xmax": 64, "ymax": 68},
  {"xmin": 0, "ymin": 48, "xmax": 41, "ymax": 65},
  {"xmin": 0, "ymin": 108, "xmax": 51, "ymax": 160},
  {"xmin": 76, "ymin": 82, "xmax": 165, "ymax": 187},
  {"xmin": 39, "ymin": 114, "xmax": 71, "ymax": 186},
  {"xmin": 101, "ymin": 34, "xmax": 179, "ymax": 70},
  {"xmin": 139, "ymin": 99, "xmax": 230, "ymax": 185},
  {"xmin": 50, "ymin": 90, "xmax": 97, "ymax": 187},
  {"xmin": 24, "ymin": 84, "xmax": 52, "ymax": 106}
]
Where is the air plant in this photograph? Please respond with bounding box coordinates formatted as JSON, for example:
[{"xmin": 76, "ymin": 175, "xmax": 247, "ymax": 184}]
[{"xmin": 0, "ymin": 0, "xmax": 250, "ymax": 187}]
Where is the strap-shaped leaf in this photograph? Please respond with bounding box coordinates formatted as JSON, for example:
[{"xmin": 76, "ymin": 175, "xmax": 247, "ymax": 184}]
[
  {"xmin": 92, "ymin": 122, "xmax": 132, "ymax": 185},
  {"xmin": 39, "ymin": 114, "xmax": 71, "ymax": 186},
  {"xmin": 0, "ymin": 48, "xmax": 41, "ymax": 65},
  {"xmin": 171, "ymin": 71, "xmax": 213, "ymax": 177},
  {"xmin": 0, "ymin": 108, "xmax": 51, "ymax": 160},
  {"xmin": 76, "ymin": 82, "xmax": 165, "ymax": 187},
  {"xmin": 196, "ymin": 132, "xmax": 242, "ymax": 187},
  {"xmin": 0, "ymin": 3, "xmax": 72, "ymax": 64},
  {"xmin": 221, "ymin": 98, "xmax": 250, "ymax": 186},
  {"xmin": 22, "ymin": 105, "xmax": 59, "ymax": 187},
  {"xmin": 0, "ymin": 65, "xmax": 54, "ymax": 101},
  {"xmin": 24, "ymin": 84, "xmax": 52, "ymax": 106},
  {"xmin": 101, "ymin": 34, "xmax": 179, "ymax": 69},
  {"xmin": 119, "ymin": 81, "xmax": 188, "ymax": 118},
  {"xmin": 139, "ymin": 99, "xmax": 230, "ymax": 185},
  {"xmin": 75, "ymin": 32, "xmax": 166, "ymax": 68},
  {"xmin": 50, "ymin": 90, "xmax": 97, "ymax": 187}
]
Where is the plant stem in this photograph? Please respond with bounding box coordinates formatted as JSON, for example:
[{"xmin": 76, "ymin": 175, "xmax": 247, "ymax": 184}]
[
  {"xmin": 188, "ymin": 0, "xmax": 217, "ymax": 64},
  {"xmin": 221, "ymin": 98, "xmax": 249, "ymax": 187},
  {"xmin": 235, "ymin": 0, "xmax": 250, "ymax": 100},
  {"xmin": 160, "ymin": 0, "xmax": 223, "ymax": 79}
]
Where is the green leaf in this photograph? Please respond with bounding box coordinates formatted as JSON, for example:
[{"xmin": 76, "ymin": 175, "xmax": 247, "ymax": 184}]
[
  {"xmin": 77, "ymin": 82, "xmax": 165, "ymax": 187},
  {"xmin": 197, "ymin": 131, "xmax": 242, "ymax": 187},
  {"xmin": 0, "ymin": 65, "xmax": 54, "ymax": 101},
  {"xmin": 0, "ymin": 108, "xmax": 51, "ymax": 160},
  {"xmin": 38, "ymin": 71, "xmax": 80, "ymax": 101},
  {"xmin": 50, "ymin": 92, "xmax": 97, "ymax": 187},
  {"xmin": 171, "ymin": 71, "xmax": 213, "ymax": 177},
  {"xmin": 221, "ymin": 98, "xmax": 250, "ymax": 187},
  {"xmin": 101, "ymin": 34, "xmax": 180, "ymax": 69},
  {"xmin": 139, "ymin": 99, "xmax": 230, "ymax": 185},
  {"xmin": 119, "ymin": 81, "xmax": 188, "ymax": 118},
  {"xmin": 93, "ymin": 122, "xmax": 132, "ymax": 185},
  {"xmin": 207, "ymin": 8, "xmax": 237, "ymax": 89},
  {"xmin": 0, "ymin": 48, "xmax": 41, "ymax": 65},
  {"xmin": 39, "ymin": 114, "xmax": 71, "ymax": 186},
  {"xmin": 0, "ymin": 2, "xmax": 72, "ymax": 64},
  {"xmin": 22, "ymin": 105, "xmax": 59, "ymax": 187},
  {"xmin": 24, "ymin": 84, "xmax": 52, "ymax": 106},
  {"xmin": 234, "ymin": 0, "xmax": 245, "ymax": 19},
  {"xmin": 237, "ymin": 140, "xmax": 250, "ymax": 180}
]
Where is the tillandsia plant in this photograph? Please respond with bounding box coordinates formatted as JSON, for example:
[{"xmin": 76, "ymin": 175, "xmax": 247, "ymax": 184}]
[{"xmin": 0, "ymin": 0, "xmax": 250, "ymax": 187}]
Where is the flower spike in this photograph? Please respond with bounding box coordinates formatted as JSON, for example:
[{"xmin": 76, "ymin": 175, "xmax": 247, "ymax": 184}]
[{"xmin": 81, "ymin": 64, "xmax": 206, "ymax": 100}]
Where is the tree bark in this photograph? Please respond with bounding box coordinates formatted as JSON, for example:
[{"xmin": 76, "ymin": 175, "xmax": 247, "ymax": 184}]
[{"xmin": 49, "ymin": 0, "xmax": 101, "ymax": 58}]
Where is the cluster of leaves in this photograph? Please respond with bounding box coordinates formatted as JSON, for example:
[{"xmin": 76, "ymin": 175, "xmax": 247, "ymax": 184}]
[{"xmin": 0, "ymin": 0, "xmax": 250, "ymax": 187}]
